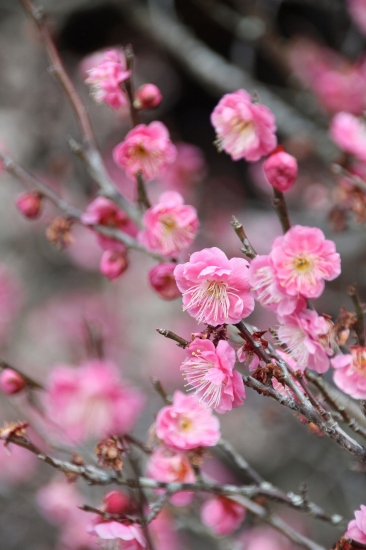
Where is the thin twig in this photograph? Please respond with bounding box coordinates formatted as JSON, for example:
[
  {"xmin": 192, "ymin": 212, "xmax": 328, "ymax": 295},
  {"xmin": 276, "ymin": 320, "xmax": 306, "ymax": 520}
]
[
  {"xmin": 348, "ymin": 285, "xmax": 366, "ymax": 346},
  {"xmin": 150, "ymin": 378, "xmax": 172, "ymax": 405},
  {"xmin": 136, "ymin": 172, "xmax": 151, "ymax": 210},
  {"xmin": 231, "ymin": 216, "xmax": 257, "ymax": 259},
  {"xmin": 272, "ymin": 187, "xmax": 291, "ymax": 233},
  {"xmin": 156, "ymin": 328, "xmax": 189, "ymax": 348},
  {"xmin": 123, "ymin": 44, "xmax": 140, "ymax": 128}
]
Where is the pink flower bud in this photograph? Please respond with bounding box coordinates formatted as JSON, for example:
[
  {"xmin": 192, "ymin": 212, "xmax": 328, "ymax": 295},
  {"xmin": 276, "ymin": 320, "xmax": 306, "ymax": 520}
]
[
  {"xmin": 134, "ymin": 84, "xmax": 162, "ymax": 110},
  {"xmin": 102, "ymin": 491, "xmax": 130, "ymax": 515},
  {"xmin": 16, "ymin": 192, "xmax": 43, "ymax": 219},
  {"xmin": 263, "ymin": 151, "xmax": 298, "ymax": 192},
  {"xmin": 0, "ymin": 368, "xmax": 26, "ymax": 394},
  {"xmin": 99, "ymin": 250, "xmax": 128, "ymax": 280},
  {"xmin": 148, "ymin": 263, "xmax": 181, "ymax": 300}
]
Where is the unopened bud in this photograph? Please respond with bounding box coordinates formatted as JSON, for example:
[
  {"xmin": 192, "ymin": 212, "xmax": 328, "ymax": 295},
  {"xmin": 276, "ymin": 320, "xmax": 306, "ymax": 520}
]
[
  {"xmin": 0, "ymin": 369, "xmax": 26, "ymax": 395},
  {"xmin": 134, "ymin": 84, "xmax": 162, "ymax": 110},
  {"xmin": 148, "ymin": 263, "xmax": 180, "ymax": 300},
  {"xmin": 16, "ymin": 192, "xmax": 43, "ymax": 219},
  {"xmin": 102, "ymin": 491, "xmax": 130, "ymax": 515},
  {"xmin": 263, "ymin": 150, "xmax": 298, "ymax": 192},
  {"xmin": 100, "ymin": 250, "xmax": 128, "ymax": 280}
]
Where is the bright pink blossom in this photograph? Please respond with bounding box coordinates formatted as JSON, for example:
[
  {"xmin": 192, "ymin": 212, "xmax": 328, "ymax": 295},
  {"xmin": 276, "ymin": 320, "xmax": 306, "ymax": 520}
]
[
  {"xmin": 174, "ymin": 247, "xmax": 254, "ymax": 325},
  {"xmin": 44, "ymin": 360, "xmax": 144, "ymax": 443},
  {"xmin": 330, "ymin": 112, "xmax": 366, "ymax": 162},
  {"xmin": 181, "ymin": 338, "xmax": 245, "ymax": 413},
  {"xmin": 270, "ymin": 225, "xmax": 341, "ymax": 299},
  {"xmin": 90, "ymin": 521, "xmax": 146, "ymax": 549},
  {"xmin": 332, "ymin": 347, "xmax": 366, "ymax": 399},
  {"xmin": 148, "ymin": 263, "xmax": 181, "ymax": 300},
  {"xmin": 100, "ymin": 249, "xmax": 128, "ymax": 280},
  {"xmin": 277, "ymin": 309, "xmax": 333, "ymax": 373},
  {"xmin": 211, "ymin": 89, "xmax": 277, "ymax": 162},
  {"xmin": 201, "ymin": 496, "xmax": 246, "ymax": 536},
  {"xmin": 155, "ymin": 390, "xmax": 221, "ymax": 451},
  {"xmin": 16, "ymin": 191, "xmax": 43, "ymax": 218},
  {"xmin": 0, "ymin": 368, "xmax": 25, "ymax": 394},
  {"xmin": 134, "ymin": 83, "xmax": 162, "ymax": 110},
  {"xmin": 146, "ymin": 448, "xmax": 195, "ymax": 506},
  {"xmin": 85, "ymin": 49, "xmax": 130, "ymax": 109},
  {"xmin": 113, "ymin": 122, "xmax": 177, "ymax": 181},
  {"xmin": 345, "ymin": 504, "xmax": 366, "ymax": 545},
  {"xmin": 102, "ymin": 491, "xmax": 131, "ymax": 515},
  {"xmin": 248, "ymin": 254, "xmax": 306, "ymax": 316},
  {"xmin": 139, "ymin": 192, "xmax": 199, "ymax": 257},
  {"xmin": 263, "ymin": 150, "xmax": 298, "ymax": 192}
]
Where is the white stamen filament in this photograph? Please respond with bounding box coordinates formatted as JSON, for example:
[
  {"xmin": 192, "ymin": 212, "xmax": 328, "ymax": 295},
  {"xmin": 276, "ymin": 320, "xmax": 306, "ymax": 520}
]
[
  {"xmin": 182, "ymin": 352, "xmax": 222, "ymax": 408},
  {"xmin": 184, "ymin": 280, "xmax": 240, "ymax": 324}
]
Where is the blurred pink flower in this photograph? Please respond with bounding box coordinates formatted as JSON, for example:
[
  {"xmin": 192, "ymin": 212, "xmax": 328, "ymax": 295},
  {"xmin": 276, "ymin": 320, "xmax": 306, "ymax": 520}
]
[
  {"xmin": 201, "ymin": 496, "xmax": 246, "ymax": 536},
  {"xmin": 155, "ymin": 390, "xmax": 221, "ymax": 451},
  {"xmin": 44, "ymin": 360, "xmax": 144, "ymax": 443},
  {"xmin": 16, "ymin": 191, "xmax": 43, "ymax": 219},
  {"xmin": 211, "ymin": 89, "xmax": 277, "ymax": 162},
  {"xmin": 277, "ymin": 309, "xmax": 332, "ymax": 373},
  {"xmin": 113, "ymin": 122, "xmax": 177, "ymax": 181},
  {"xmin": 158, "ymin": 142, "xmax": 207, "ymax": 192},
  {"xmin": 146, "ymin": 447, "xmax": 195, "ymax": 506},
  {"xmin": 174, "ymin": 247, "xmax": 254, "ymax": 325},
  {"xmin": 263, "ymin": 150, "xmax": 298, "ymax": 192},
  {"xmin": 248, "ymin": 255, "xmax": 306, "ymax": 316},
  {"xmin": 134, "ymin": 83, "xmax": 162, "ymax": 110},
  {"xmin": 345, "ymin": 504, "xmax": 366, "ymax": 545},
  {"xmin": 100, "ymin": 249, "xmax": 128, "ymax": 280},
  {"xmin": 332, "ymin": 347, "xmax": 366, "ymax": 399},
  {"xmin": 85, "ymin": 49, "xmax": 130, "ymax": 109},
  {"xmin": 150, "ymin": 509, "xmax": 182, "ymax": 550},
  {"xmin": 0, "ymin": 368, "xmax": 25, "ymax": 394},
  {"xmin": 181, "ymin": 338, "xmax": 245, "ymax": 413},
  {"xmin": 90, "ymin": 520, "xmax": 146, "ymax": 549},
  {"xmin": 237, "ymin": 526, "xmax": 293, "ymax": 550},
  {"xmin": 0, "ymin": 441, "xmax": 37, "ymax": 487},
  {"xmin": 270, "ymin": 225, "xmax": 341, "ymax": 299},
  {"xmin": 139, "ymin": 192, "xmax": 199, "ymax": 257},
  {"xmin": 148, "ymin": 263, "xmax": 181, "ymax": 300},
  {"xmin": 347, "ymin": 0, "xmax": 366, "ymax": 37},
  {"xmin": 330, "ymin": 112, "xmax": 366, "ymax": 162}
]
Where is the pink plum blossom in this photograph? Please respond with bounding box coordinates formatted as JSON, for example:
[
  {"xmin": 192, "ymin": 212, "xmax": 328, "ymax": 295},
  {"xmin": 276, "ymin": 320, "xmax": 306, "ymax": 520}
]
[
  {"xmin": 155, "ymin": 390, "xmax": 221, "ymax": 451},
  {"xmin": 134, "ymin": 83, "xmax": 162, "ymax": 110},
  {"xmin": 345, "ymin": 504, "xmax": 366, "ymax": 545},
  {"xmin": 150, "ymin": 509, "xmax": 182, "ymax": 550},
  {"xmin": 263, "ymin": 150, "xmax": 298, "ymax": 192},
  {"xmin": 269, "ymin": 225, "xmax": 341, "ymax": 299},
  {"xmin": 201, "ymin": 496, "xmax": 246, "ymax": 536},
  {"xmin": 100, "ymin": 249, "xmax": 128, "ymax": 280},
  {"xmin": 148, "ymin": 263, "xmax": 181, "ymax": 300},
  {"xmin": 277, "ymin": 309, "xmax": 333, "ymax": 373},
  {"xmin": 330, "ymin": 112, "xmax": 366, "ymax": 162},
  {"xmin": 85, "ymin": 49, "xmax": 130, "ymax": 109},
  {"xmin": 347, "ymin": 0, "xmax": 366, "ymax": 37},
  {"xmin": 248, "ymin": 254, "xmax": 306, "ymax": 316},
  {"xmin": 44, "ymin": 360, "xmax": 144, "ymax": 444},
  {"xmin": 146, "ymin": 448, "xmax": 195, "ymax": 506},
  {"xmin": 16, "ymin": 191, "xmax": 43, "ymax": 218},
  {"xmin": 181, "ymin": 338, "xmax": 245, "ymax": 413},
  {"xmin": 0, "ymin": 368, "xmax": 25, "ymax": 394},
  {"xmin": 139, "ymin": 192, "xmax": 199, "ymax": 257},
  {"xmin": 113, "ymin": 122, "xmax": 177, "ymax": 181},
  {"xmin": 211, "ymin": 89, "xmax": 277, "ymax": 162},
  {"xmin": 90, "ymin": 520, "xmax": 146, "ymax": 549},
  {"xmin": 174, "ymin": 247, "xmax": 254, "ymax": 325},
  {"xmin": 332, "ymin": 346, "xmax": 366, "ymax": 399}
]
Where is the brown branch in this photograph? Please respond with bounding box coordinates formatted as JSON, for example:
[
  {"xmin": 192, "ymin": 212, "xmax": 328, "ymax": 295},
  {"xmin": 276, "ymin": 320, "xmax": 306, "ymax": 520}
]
[
  {"xmin": 136, "ymin": 172, "xmax": 151, "ymax": 210},
  {"xmin": 231, "ymin": 216, "xmax": 257, "ymax": 259},
  {"xmin": 150, "ymin": 378, "xmax": 172, "ymax": 405},
  {"xmin": 272, "ymin": 187, "xmax": 291, "ymax": 233},
  {"xmin": 123, "ymin": 44, "xmax": 140, "ymax": 128},
  {"xmin": 156, "ymin": 328, "xmax": 189, "ymax": 348},
  {"xmin": 348, "ymin": 285, "xmax": 366, "ymax": 347}
]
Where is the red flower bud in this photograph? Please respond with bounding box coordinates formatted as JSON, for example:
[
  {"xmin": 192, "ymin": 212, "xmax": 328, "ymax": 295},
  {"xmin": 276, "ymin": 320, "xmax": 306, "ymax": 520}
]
[
  {"xmin": 16, "ymin": 192, "xmax": 43, "ymax": 219},
  {"xmin": 0, "ymin": 368, "xmax": 26, "ymax": 395},
  {"xmin": 134, "ymin": 84, "xmax": 162, "ymax": 110}
]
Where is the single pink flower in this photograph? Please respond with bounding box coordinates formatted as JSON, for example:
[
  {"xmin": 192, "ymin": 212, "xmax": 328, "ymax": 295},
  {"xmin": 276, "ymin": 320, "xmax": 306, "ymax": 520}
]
[
  {"xmin": 263, "ymin": 150, "xmax": 298, "ymax": 192},
  {"xmin": 134, "ymin": 83, "xmax": 162, "ymax": 110},
  {"xmin": 85, "ymin": 49, "xmax": 130, "ymax": 109},
  {"xmin": 270, "ymin": 225, "xmax": 341, "ymax": 299},
  {"xmin": 155, "ymin": 390, "xmax": 221, "ymax": 451},
  {"xmin": 91, "ymin": 520, "xmax": 146, "ymax": 549},
  {"xmin": 148, "ymin": 263, "xmax": 181, "ymax": 300},
  {"xmin": 100, "ymin": 249, "xmax": 128, "ymax": 280},
  {"xmin": 0, "ymin": 368, "xmax": 25, "ymax": 395},
  {"xmin": 149, "ymin": 509, "xmax": 182, "ymax": 550},
  {"xmin": 201, "ymin": 496, "xmax": 246, "ymax": 536},
  {"xmin": 146, "ymin": 448, "xmax": 195, "ymax": 506},
  {"xmin": 16, "ymin": 191, "xmax": 43, "ymax": 219},
  {"xmin": 174, "ymin": 247, "xmax": 254, "ymax": 326},
  {"xmin": 44, "ymin": 360, "xmax": 145, "ymax": 443},
  {"xmin": 113, "ymin": 122, "xmax": 177, "ymax": 181},
  {"xmin": 345, "ymin": 505, "xmax": 366, "ymax": 545},
  {"xmin": 211, "ymin": 89, "xmax": 277, "ymax": 162},
  {"xmin": 248, "ymin": 254, "xmax": 306, "ymax": 315},
  {"xmin": 332, "ymin": 346, "xmax": 366, "ymax": 399},
  {"xmin": 330, "ymin": 112, "xmax": 366, "ymax": 162},
  {"xmin": 277, "ymin": 309, "xmax": 333, "ymax": 373},
  {"xmin": 181, "ymin": 338, "xmax": 245, "ymax": 413},
  {"xmin": 139, "ymin": 192, "xmax": 199, "ymax": 257}
]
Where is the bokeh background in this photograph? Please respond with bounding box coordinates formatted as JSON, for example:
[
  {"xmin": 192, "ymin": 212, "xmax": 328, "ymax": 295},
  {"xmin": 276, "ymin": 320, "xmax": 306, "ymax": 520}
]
[{"xmin": 0, "ymin": 0, "xmax": 365, "ymax": 548}]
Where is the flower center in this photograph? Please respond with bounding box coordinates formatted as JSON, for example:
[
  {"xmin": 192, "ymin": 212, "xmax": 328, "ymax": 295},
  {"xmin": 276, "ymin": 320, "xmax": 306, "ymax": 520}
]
[
  {"xmin": 293, "ymin": 255, "xmax": 313, "ymax": 273},
  {"xmin": 352, "ymin": 348, "xmax": 366, "ymax": 376},
  {"xmin": 161, "ymin": 216, "xmax": 176, "ymax": 232},
  {"xmin": 178, "ymin": 416, "xmax": 192, "ymax": 431},
  {"xmin": 184, "ymin": 280, "xmax": 231, "ymax": 324}
]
